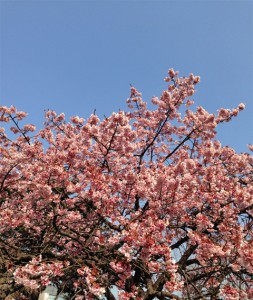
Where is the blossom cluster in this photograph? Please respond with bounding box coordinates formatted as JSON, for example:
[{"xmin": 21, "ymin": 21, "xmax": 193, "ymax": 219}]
[{"xmin": 0, "ymin": 69, "xmax": 252, "ymax": 300}]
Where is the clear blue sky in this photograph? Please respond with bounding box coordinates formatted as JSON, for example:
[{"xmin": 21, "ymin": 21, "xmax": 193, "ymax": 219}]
[{"xmin": 0, "ymin": 0, "xmax": 252, "ymax": 152}]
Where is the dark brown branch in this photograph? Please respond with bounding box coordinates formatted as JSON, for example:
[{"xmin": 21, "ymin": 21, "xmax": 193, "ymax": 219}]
[{"xmin": 163, "ymin": 129, "xmax": 195, "ymax": 162}]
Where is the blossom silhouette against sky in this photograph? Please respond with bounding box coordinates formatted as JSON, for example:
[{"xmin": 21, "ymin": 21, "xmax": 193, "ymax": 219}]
[{"xmin": 0, "ymin": 2, "xmax": 252, "ymax": 145}]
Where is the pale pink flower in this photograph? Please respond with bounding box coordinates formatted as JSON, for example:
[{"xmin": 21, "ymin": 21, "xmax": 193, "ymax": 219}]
[
  {"xmin": 238, "ymin": 103, "xmax": 245, "ymax": 110},
  {"xmin": 24, "ymin": 124, "xmax": 36, "ymax": 132}
]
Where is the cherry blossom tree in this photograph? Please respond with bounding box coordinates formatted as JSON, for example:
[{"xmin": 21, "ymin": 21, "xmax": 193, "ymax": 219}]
[{"xmin": 0, "ymin": 69, "xmax": 252, "ymax": 300}]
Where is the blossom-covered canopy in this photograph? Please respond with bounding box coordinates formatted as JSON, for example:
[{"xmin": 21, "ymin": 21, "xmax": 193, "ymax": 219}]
[{"xmin": 0, "ymin": 70, "xmax": 252, "ymax": 300}]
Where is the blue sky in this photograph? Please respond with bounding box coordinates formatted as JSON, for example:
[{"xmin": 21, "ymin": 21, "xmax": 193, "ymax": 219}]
[{"xmin": 0, "ymin": 0, "xmax": 252, "ymax": 152}]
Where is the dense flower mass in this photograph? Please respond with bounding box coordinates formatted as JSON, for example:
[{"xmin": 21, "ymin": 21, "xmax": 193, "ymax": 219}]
[{"xmin": 0, "ymin": 69, "xmax": 252, "ymax": 300}]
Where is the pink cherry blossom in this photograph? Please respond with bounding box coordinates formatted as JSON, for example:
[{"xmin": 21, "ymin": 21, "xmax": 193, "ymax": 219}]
[{"xmin": 0, "ymin": 69, "xmax": 252, "ymax": 300}]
